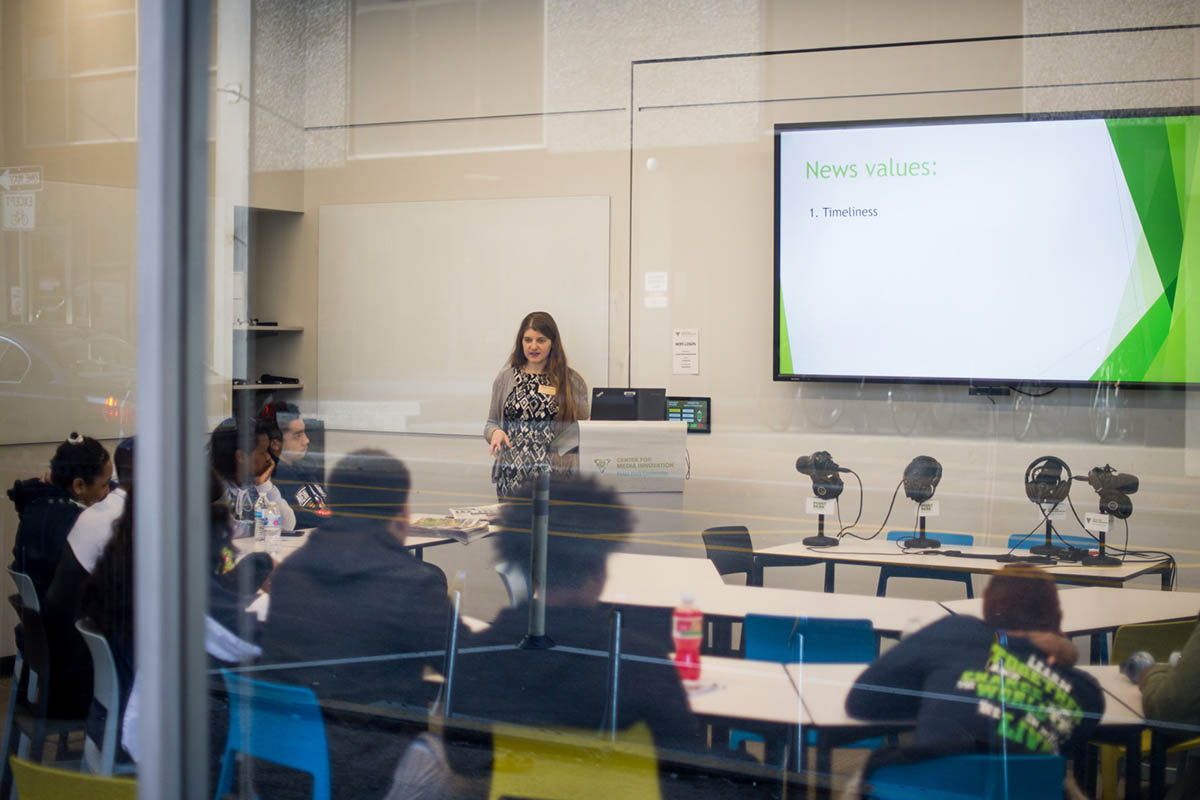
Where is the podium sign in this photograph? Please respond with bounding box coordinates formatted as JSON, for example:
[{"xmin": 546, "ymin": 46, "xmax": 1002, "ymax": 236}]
[{"xmin": 558, "ymin": 420, "xmax": 686, "ymax": 493}]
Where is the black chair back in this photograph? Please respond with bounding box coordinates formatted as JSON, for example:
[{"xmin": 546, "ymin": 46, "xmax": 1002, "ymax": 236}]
[{"xmin": 701, "ymin": 526, "xmax": 761, "ymax": 586}]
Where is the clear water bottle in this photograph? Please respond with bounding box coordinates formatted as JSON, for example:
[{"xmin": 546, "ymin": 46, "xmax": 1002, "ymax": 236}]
[
  {"xmin": 672, "ymin": 592, "xmax": 703, "ymax": 681},
  {"xmin": 264, "ymin": 501, "xmax": 282, "ymax": 556},
  {"xmin": 253, "ymin": 492, "xmax": 268, "ymax": 550}
]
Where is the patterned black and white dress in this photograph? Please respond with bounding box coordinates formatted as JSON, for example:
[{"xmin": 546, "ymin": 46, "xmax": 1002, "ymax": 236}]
[{"xmin": 495, "ymin": 369, "xmax": 560, "ymax": 499}]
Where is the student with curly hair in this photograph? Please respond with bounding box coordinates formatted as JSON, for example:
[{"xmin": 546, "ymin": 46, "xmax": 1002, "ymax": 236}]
[{"xmin": 8, "ymin": 432, "xmax": 111, "ymax": 600}]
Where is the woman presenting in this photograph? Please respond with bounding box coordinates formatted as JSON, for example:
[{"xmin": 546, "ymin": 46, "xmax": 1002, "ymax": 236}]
[{"xmin": 485, "ymin": 311, "xmax": 589, "ymax": 498}]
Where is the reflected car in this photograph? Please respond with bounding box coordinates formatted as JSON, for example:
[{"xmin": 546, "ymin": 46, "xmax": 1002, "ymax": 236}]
[{"xmin": 0, "ymin": 324, "xmax": 134, "ymax": 444}]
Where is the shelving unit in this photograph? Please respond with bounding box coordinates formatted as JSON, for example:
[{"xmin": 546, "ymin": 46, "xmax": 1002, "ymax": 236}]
[
  {"xmin": 229, "ymin": 207, "xmax": 309, "ymax": 418},
  {"xmin": 232, "ymin": 324, "xmax": 304, "ymax": 402}
]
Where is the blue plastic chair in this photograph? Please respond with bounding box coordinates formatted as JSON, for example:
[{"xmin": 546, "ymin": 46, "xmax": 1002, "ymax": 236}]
[
  {"xmin": 867, "ymin": 753, "xmax": 1065, "ymax": 799},
  {"xmin": 876, "ymin": 532, "xmax": 975, "ymax": 599},
  {"xmin": 731, "ymin": 616, "xmax": 877, "ymax": 754},
  {"xmin": 744, "ymin": 615, "xmax": 876, "ymax": 663},
  {"xmin": 215, "ymin": 669, "xmax": 331, "ymax": 800}
]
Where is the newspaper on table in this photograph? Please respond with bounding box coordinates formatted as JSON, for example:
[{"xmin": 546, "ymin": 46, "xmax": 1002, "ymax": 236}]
[
  {"xmin": 449, "ymin": 504, "xmax": 503, "ymax": 522},
  {"xmin": 410, "ymin": 513, "xmax": 490, "ymax": 544}
]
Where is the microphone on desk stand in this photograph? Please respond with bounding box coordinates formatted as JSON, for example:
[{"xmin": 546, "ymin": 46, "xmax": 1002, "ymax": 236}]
[
  {"xmin": 1075, "ymin": 465, "xmax": 1137, "ymax": 567},
  {"xmin": 1020, "ymin": 456, "xmax": 1080, "ymax": 561},
  {"xmin": 901, "ymin": 456, "xmax": 942, "ymax": 549},
  {"xmin": 796, "ymin": 451, "xmax": 847, "ymax": 547}
]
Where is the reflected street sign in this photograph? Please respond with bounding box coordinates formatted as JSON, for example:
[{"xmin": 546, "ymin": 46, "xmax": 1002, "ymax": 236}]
[
  {"xmin": 0, "ymin": 166, "xmax": 42, "ymax": 193},
  {"xmin": 2, "ymin": 193, "xmax": 35, "ymax": 231}
]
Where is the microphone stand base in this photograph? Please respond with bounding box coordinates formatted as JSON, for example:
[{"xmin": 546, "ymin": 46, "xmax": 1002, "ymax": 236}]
[
  {"xmin": 1030, "ymin": 544, "xmax": 1072, "ymax": 559},
  {"xmin": 518, "ymin": 635, "xmax": 556, "ymax": 650},
  {"xmin": 1082, "ymin": 554, "xmax": 1122, "ymax": 567},
  {"xmin": 902, "ymin": 537, "xmax": 941, "ymax": 549},
  {"xmin": 803, "ymin": 535, "xmax": 839, "ymax": 547}
]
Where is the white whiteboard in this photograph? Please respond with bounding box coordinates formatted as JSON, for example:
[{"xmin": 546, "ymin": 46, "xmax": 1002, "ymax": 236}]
[{"xmin": 316, "ymin": 197, "xmax": 610, "ymax": 435}]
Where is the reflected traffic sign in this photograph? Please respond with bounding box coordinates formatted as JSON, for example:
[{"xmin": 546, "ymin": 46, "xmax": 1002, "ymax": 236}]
[{"xmin": 0, "ymin": 166, "xmax": 42, "ymax": 193}]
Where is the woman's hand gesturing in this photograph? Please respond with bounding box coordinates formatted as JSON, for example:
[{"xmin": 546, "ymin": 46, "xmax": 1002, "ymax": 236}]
[{"xmin": 489, "ymin": 429, "xmax": 511, "ymax": 457}]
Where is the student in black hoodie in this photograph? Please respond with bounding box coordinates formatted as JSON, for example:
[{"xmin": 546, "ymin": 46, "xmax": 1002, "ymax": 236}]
[
  {"xmin": 41, "ymin": 438, "xmax": 134, "ymax": 723},
  {"xmin": 396, "ymin": 475, "xmax": 702, "ymax": 800},
  {"xmin": 80, "ymin": 470, "xmax": 266, "ymax": 766},
  {"xmin": 9, "ymin": 432, "xmax": 112, "ymax": 601},
  {"xmin": 451, "ymin": 475, "xmax": 700, "ymax": 751},
  {"xmin": 258, "ymin": 449, "xmax": 451, "ymax": 800},
  {"xmin": 845, "ymin": 565, "xmax": 1104, "ymax": 781}
]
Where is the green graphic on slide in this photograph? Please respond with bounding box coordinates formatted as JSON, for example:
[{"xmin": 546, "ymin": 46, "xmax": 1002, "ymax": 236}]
[
  {"xmin": 778, "ymin": 291, "xmax": 793, "ymax": 375},
  {"xmin": 1092, "ymin": 116, "xmax": 1198, "ymax": 382}
]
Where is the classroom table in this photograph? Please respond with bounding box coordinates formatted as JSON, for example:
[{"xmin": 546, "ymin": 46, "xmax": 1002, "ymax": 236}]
[
  {"xmin": 941, "ymin": 586, "xmax": 1199, "ymax": 638},
  {"xmin": 599, "ymin": 552, "xmax": 727, "ymax": 607},
  {"xmin": 600, "ymin": 568, "xmax": 949, "ymax": 637},
  {"xmin": 231, "ymin": 527, "xmax": 485, "ymax": 562},
  {"xmin": 756, "ymin": 539, "xmax": 1174, "ymax": 593},
  {"xmin": 786, "ymin": 662, "xmax": 1147, "ymax": 800},
  {"xmin": 685, "ymin": 655, "xmax": 801, "ymax": 727}
]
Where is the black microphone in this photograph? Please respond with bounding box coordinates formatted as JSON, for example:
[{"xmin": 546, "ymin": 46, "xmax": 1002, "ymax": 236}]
[
  {"xmin": 795, "ymin": 451, "xmax": 845, "ymax": 502},
  {"xmin": 902, "ymin": 455, "xmax": 942, "ymax": 504},
  {"xmin": 900, "ymin": 455, "xmax": 943, "ymax": 549},
  {"xmin": 796, "ymin": 451, "xmax": 851, "ymax": 474},
  {"xmin": 796, "ymin": 451, "xmax": 845, "ymax": 547}
]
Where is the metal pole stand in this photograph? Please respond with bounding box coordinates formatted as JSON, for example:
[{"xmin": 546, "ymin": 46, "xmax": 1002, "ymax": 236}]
[
  {"xmin": 1083, "ymin": 511, "xmax": 1121, "ymax": 567},
  {"xmin": 520, "ymin": 467, "xmax": 555, "ymax": 649},
  {"xmin": 902, "ymin": 512, "xmax": 941, "ymax": 549},
  {"xmin": 803, "ymin": 512, "xmax": 838, "ymax": 547}
]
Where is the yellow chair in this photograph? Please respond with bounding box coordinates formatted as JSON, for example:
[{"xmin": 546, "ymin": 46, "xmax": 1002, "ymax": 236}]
[
  {"xmin": 8, "ymin": 755, "xmax": 135, "ymax": 800},
  {"xmin": 1099, "ymin": 619, "xmax": 1199, "ymax": 799},
  {"xmin": 489, "ymin": 721, "xmax": 660, "ymax": 800}
]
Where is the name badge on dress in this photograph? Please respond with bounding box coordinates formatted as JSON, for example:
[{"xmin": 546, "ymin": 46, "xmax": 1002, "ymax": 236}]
[{"xmin": 537, "ymin": 384, "xmax": 557, "ymax": 396}]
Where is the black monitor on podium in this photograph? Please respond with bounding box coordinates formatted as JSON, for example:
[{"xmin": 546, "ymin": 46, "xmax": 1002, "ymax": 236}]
[{"xmin": 590, "ymin": 388, "xmax": 666, "ymax": 422}]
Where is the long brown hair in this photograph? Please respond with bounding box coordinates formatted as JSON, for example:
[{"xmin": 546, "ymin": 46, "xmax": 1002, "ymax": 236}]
[{"xmin": 507, "ymin": 311, "xmax": 580, "ymax": 423}]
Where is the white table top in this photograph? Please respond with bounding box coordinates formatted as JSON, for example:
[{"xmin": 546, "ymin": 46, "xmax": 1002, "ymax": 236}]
[
  {"xmin": 702, "ymin": 586, "xmax": 947, "ymax": 636},
  {"xmin": 757, "ymin": 539, "xmax": 1170, "ymax": 584},
  {"xmin": 786, "ymin": 662, "xmax": 1145, "ymax": 730},
  {"xmin": 685, "ymin": 655, "xmax": 802, "ymax": 725},
  {"xmin": 1081, "ymin": 665, "xmax": 1144, "ymax": 723},
  {"xmin": 941, "ymin": 586, "xmax": 1199, "ymax": 637},
  {"xmin": 599, "ymin": 553, "xmax": 726, "ymax": 607},
  {"xmin": 231, "ymin": 527, "xmax": 462, "ymax": 561},
  {"xmin": 600, "ymin": 558, "xmax": 948, "ymax": 635}
]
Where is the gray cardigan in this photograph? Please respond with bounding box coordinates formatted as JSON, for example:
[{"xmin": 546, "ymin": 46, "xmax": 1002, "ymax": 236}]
[{"xmin": 483, "ymin": 367, "xmax": 590, "ymax": 442}]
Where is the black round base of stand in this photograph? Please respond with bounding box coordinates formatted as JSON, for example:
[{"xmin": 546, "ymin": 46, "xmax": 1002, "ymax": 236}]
[
  {"xmin": 995, "ymin": 553, "xmax": 1057, "ymax": 564},
  {"xmin": 803, "ymin": 535, "xmax": 839, "ymax": 547},
  {"xmin": 1030, "ymin": 544, "xmax": 1072, "ymax": 559},
  {"xmin": 1082, "ymin": 554, "xmax": 1122, "ymax": 567},
  {"xmin": 518, "ymin": 634, "xmax": 556, "ymax": 650},
  {"xmin": 902, "ymin": 537, "xmax": 941, "ymax": 549}
]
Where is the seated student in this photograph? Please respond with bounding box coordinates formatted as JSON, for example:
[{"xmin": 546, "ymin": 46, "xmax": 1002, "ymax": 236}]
[
  {"xmin": 9, "ymin": 432, "xmax": 112, "ymax": 601},
  {"xmin": 398, "ymin": 476, "xmax": 701, "ymax": 798},
  {"xmin": 41, "ymin": 437, "xmax": 135, "ymax": 723},
  {"xmin": 63, "ymin": 437, "xmax": 134, "ymax": 575},
  {"xmin": 258, "ymin": 450, "xmax": 451, "ymax": 800},
  {"xmin": 210, "ymin": 416, "xmax": 296, "ymax": 538},
  {"xmin": 259, "ymin": 401, "xmax": 329, "ymax": 528},
  {"xmin": 1124, "ymin": 614, "xmax": 1200, "ymax": 799},
  {"xmin": 83, "ymin": 470, "xmax": 265, "ymax": 765},
  {"xmin": 845, "ymin": 566, "xmax": 1104, "ymax": 782}
]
